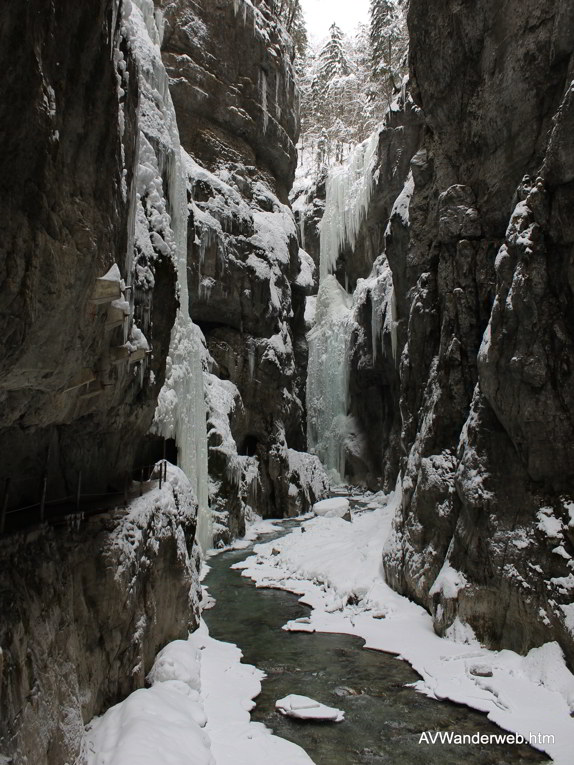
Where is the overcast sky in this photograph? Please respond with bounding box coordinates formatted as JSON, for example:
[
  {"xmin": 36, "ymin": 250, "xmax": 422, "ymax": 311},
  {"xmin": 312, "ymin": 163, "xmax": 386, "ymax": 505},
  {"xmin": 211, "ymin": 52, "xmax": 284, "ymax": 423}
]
[{"xmin": 300, "ymin": 0, "xmax": 370, "ymax": 43}]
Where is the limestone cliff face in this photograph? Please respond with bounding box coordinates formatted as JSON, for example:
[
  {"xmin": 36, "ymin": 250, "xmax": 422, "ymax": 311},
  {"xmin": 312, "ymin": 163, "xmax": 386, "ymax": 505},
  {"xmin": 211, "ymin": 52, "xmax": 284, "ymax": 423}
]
[
  {"xmin": 0, "ymin": 0, "xmax": 177, "ymax": 511},
  {"xmin": 333, "ymin": 0, "xmax": 574, "ymax": 664},
  {"xmin": 0, "ymin": 468, "xmax": 200, "ymax": 765},
  {"xmin": 156, "ymin": 0, "xmax": 325, "ymax": 534},
  {"xmin": 0, "ymin": 2, "xmax": 200, "ymax": 762},
  {"xmin": 159, "ymin": 0, "xmax": 298, "ymax": 202}
]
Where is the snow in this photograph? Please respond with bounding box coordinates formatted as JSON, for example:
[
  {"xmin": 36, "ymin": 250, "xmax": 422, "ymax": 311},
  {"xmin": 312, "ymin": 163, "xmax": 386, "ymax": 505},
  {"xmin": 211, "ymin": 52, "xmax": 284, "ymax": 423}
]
[
  {"xmin": 252, "ymin": 208, "xmax": 293, "ymax": 266},
  {"xmin": 429, "ymin": 561, "xmax": 468, "ymax": 600},
  {"xmin": 275, "ymin": 695, "xmax": 344, "ymax": 723},
  {"xmin": 82, "ymin": 618, "xmax": 314, "ymax": 765},
  {"xmin": 127, "ymin": 323, "xmax": 150, "ymax": 352},
  {"xmin": 235, "ymin": 488, "xmax": 574, "ymax": 764},
  {"xmin": 312, "ymin": 497, "xmax": 350, "ymax": 518},
  {"xmin": 537, "ymin": 507, "xmax": 564, "ymax": 539},
  {"xmin": 108, "ymin": 463, "xmax": 198, "ymax": 590},
  {"xmin": 304, "ymin": 295, "xmax": 317, "ymax": 328},
  {"xmin": 82, "ymin": 682, "xmax": 213, "ymax": 765},
  {"xmin": 295, "ymin": 248, "xmax": 316, "ymax": 289},
  {"xmin": 100, "ymin": 263, "xmax": 122, "ymax": 282},
  {"xmin": 124, "ymin": 0, "xmax": 211, "ymax": 551},
  {"xmin": 288, "ymin": 448, "xmax": 330, "ymax": 504},
  {"xmin": 390, "ymin": 169, "xmax": 414, "ymax": 226}
]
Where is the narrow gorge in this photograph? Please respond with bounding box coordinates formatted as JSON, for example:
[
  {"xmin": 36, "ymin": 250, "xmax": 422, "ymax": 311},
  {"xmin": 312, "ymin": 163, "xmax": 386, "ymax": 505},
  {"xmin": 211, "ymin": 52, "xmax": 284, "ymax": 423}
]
[{"xmin": 1, "ymin": 0, "xmax": 574, "ymax": 763}]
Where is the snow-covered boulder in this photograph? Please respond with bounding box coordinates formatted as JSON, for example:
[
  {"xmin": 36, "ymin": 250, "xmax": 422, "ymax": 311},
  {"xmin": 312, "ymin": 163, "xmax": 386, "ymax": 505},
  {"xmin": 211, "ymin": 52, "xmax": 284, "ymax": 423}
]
[
  {"xmin": 312, "ymin": 497, "xmax": 351, "ymax": 520},
  {"xmin": 275, "ymin": 694, "xmax": 344, "ymax": 723}
]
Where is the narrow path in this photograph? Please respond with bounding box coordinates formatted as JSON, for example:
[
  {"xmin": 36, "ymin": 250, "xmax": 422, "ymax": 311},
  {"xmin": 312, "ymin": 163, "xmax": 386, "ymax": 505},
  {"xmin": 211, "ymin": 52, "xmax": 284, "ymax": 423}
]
[{"xmin": 203, "ymin": 518, "xmax": 546, "ymax": 765}]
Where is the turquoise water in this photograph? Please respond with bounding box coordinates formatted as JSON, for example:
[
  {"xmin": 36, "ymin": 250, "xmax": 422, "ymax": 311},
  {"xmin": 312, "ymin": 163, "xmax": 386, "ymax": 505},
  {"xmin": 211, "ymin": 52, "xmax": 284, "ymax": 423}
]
[{"xmin": 204, "ymin": 525, "xmax": 547, "ymax": 765}]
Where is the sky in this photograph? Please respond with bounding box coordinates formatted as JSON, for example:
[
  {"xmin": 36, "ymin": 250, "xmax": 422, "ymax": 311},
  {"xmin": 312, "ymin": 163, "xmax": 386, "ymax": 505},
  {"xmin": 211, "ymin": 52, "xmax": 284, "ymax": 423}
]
[{"xmin": 300, "ymin": 0, "xmax": 370, "ymax": 43}]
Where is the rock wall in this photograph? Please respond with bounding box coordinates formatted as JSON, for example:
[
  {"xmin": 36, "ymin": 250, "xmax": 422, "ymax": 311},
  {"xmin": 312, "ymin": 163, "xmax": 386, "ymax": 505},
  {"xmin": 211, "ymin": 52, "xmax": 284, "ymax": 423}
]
[
  {"xmin": 327, "ymin": 0, "xmax": 574, "ymax": 665},
  {"xmin": 0, "ymin": 2, "xmax": 203, "ymax": 762},
  {"xmin": 0, "ymin": 0, "xmax": 323, "ymax": 761},
  {"xmin": 0, "ymin": 467, "xmax": 200, "ymax": 765},
  {"xmin": 155, "ymin": 0, "xmax": 327, "ymax": 535},
  {"xmin": 0, "ymin": 0, "xmax": 179, "ymax": 510}
]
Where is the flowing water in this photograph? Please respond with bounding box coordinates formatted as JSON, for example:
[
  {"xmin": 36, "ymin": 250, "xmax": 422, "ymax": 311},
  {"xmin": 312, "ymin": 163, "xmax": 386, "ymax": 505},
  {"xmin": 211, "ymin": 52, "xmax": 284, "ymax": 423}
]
[{"xmin": 203, "ymin": 521, "xmax": 547, "ymax": 765}]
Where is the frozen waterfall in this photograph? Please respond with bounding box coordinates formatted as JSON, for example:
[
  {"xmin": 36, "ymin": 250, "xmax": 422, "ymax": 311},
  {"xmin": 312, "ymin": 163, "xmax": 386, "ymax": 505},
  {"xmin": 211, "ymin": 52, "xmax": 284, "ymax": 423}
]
[
  {"xmin": 319, "ymin": 131, "xmax": 379, "ymax": 280},
  {"xmin": 306, "ymin": 131, "xmax": 379, "ymax": 483},
  {"xmin": 127, "ymin": 0, "xmax": 212, "ymax": 551}
]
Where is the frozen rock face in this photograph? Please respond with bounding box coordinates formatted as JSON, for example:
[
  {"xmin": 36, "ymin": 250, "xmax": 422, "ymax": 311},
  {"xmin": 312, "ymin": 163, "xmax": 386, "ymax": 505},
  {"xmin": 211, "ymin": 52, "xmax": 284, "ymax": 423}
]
[
  {"xmin": 158, "ymin": 0, "xmax": 299, "ymax": 202},
  {"xmin": 373, "ymin": 1, "xmax": 574, "ymax": 665},
  {"xmin": 0, "ymin": 467, "xmax": 201, "ymax": 765},
  {"xmin": 153, "ymin": 0, "xmax": 324, "ymax": 529},
  {"xmin": 304, "ymin": 94, "xmax": 424, "ymax": 489},
  {"xmin": 307, "ymin": 0, "xmax": 574, "ymax": 665},
  {"xmin": 0, "ymin": 0, "xmax": 178, "ymax": 509}
]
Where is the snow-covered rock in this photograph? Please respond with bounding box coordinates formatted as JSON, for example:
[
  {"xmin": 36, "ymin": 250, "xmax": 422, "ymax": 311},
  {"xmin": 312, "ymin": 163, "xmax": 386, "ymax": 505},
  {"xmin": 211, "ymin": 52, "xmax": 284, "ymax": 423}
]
[
  {"xmin": 313, "ymin": 497, "xmax": 350, "ymax": 520},
  {"xmin": 275, "ymin": 694, "xmax": 344, "ymax": 723}
]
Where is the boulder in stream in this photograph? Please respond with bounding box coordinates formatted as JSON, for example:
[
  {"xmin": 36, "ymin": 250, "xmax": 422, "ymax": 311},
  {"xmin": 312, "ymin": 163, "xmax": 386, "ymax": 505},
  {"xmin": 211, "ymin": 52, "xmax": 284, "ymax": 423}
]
[
  {"xmin": 275, "ymin": 694, "xmax": 344, "ymax": 723},
  {"xmin": 312, "ymin": 497, "xmax": 351, "ymax": 520}
]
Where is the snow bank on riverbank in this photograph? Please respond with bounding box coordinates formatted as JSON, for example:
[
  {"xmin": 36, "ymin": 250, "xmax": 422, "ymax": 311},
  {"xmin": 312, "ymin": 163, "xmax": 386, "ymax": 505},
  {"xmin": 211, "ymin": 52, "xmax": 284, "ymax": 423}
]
[
  {"xmin": 81, "ymin": 621, "xmax": 313, "ymax": 765},
  {"xmin": 234, "ymin": 489, "xmax": 574, "ymax": 765}
]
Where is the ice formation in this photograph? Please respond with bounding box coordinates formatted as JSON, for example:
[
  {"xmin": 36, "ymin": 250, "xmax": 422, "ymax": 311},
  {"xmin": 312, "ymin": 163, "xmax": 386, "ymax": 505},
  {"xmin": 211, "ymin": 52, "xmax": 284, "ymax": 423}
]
[
  {"xmin": 312, "ymin": 497, "xmax": 350, "ymax": 519},
  {"xmin": 306, "ymin": 275, "xmax": 353, "ymax": 482},
  {"xmin": 126, "ymin": 0, "xmax": 211, "ymax": 551},
  {"xmin": 307, "ymin": 132, "xmax": 380, "ymax": 483},
  {"xmin": 318, "ymin": 130, "xmax": 379, "ymax": 280}
]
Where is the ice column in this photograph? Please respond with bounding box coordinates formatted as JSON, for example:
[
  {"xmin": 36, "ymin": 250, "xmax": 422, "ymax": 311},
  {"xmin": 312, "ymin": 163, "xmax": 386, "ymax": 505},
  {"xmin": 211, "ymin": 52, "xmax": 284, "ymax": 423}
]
[
  {"xmin": 307, "ymin": 131, "xmax": 379, "ymax": 483},
  {"xmin": 128, "ymin": 0, "xmax": 212, "ymax": 551},
  {"xmin": 306, "ymin": 276, "xmax": 353, "ymax": 482}
]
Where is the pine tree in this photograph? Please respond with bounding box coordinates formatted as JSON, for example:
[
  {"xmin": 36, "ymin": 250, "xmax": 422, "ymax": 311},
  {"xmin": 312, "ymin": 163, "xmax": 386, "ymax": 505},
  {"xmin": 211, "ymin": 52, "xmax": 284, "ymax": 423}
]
[
  {"xmin": 318, "ymin": 23, "xmax": 350, "ymax": 83},
  {"xmin": 369, "ymin": 0, "xmax": 408, "ymax": 106},
  {"xmin": 274, "ymin": 0, "xmax": 307, "ymax": 58},
  {"xmin": 295, "ymin": 14, "xmax": 405, "ymax": 175}
]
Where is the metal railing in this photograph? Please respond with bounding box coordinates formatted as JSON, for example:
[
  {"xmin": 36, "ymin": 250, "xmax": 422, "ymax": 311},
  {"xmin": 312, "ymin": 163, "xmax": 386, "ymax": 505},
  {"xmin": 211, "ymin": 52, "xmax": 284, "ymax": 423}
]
[{"xmin": 0, "ymin": 459, "xmax": 170, "ymax": 536}]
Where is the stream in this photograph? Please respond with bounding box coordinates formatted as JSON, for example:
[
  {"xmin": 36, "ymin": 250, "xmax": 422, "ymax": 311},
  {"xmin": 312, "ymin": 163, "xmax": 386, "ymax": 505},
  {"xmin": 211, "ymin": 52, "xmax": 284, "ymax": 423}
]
[{"xmin": 203, "ymin": 517, "xmax": 547, "ymax": 765}]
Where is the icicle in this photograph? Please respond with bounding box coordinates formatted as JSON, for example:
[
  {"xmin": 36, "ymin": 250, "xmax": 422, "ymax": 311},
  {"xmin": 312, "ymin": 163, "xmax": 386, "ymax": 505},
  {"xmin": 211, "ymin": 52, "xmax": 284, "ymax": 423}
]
[
  {"xmin": 319, "ymin": 130, "xmax": 379, "ymax": 280},
  {"xmin": 260, "ymin": 69, "xmax": 268, "ymax": 133},
  {"xmin": 128, "ymin": 0, "xmax": 212, "ymax": 551},
  {"xmin": 247, "ymin": 338, "xmax": 257, "ymax": 380},
  {"xmin": 299, "ymin": 215, "xmax": 306, "ymax": 251},
  {"xmin": 275, "ymin": 73, "xmax": 282, "ymax": 120},
  {"xmin": 371, "ymin": 298, "xmax": 381, "ymax": 362},
  {"xmin": 390, "ymin": 286, "xmax": 398, "ymax": 363}
]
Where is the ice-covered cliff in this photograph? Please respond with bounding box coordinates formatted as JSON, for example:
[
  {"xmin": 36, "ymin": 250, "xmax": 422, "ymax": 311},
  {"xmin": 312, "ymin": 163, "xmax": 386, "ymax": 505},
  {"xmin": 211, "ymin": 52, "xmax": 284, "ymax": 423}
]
[{"xmin": 150, "ymin": 0, "xmax": 328, "ymax": 540}]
